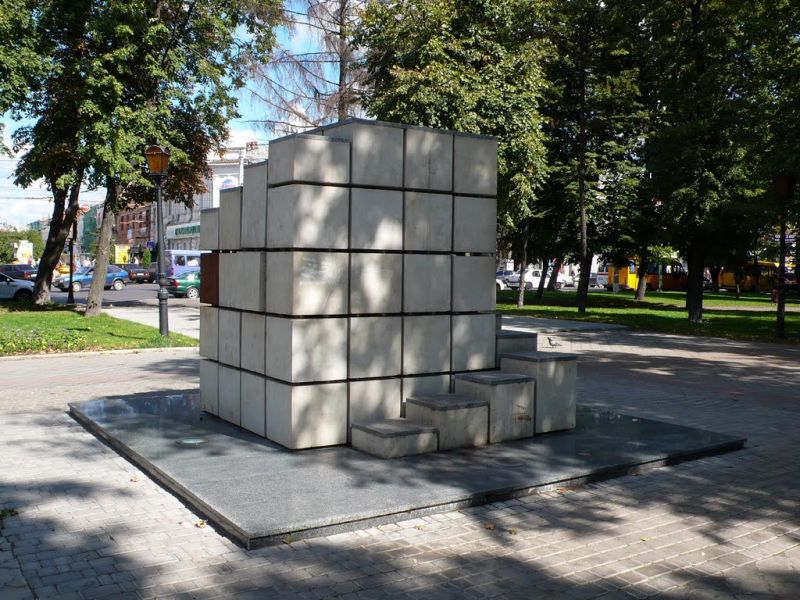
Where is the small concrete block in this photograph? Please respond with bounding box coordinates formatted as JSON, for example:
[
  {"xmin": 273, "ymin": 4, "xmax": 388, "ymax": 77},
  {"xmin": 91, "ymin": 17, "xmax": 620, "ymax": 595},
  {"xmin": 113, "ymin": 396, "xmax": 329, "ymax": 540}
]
[
  {"xmin": 403, "ymin": 254, "xmax": 451, "ymax": 312},
  {"xmin": 267, "ymin": 184, "xmax": 349, "ymax": 249},
  {"xmin": 349, "ymin": 378, "xmax": 402, "ymax": 435},
  {"xmin": 453, "ymin": 255, "xmax": 496, "ymax": 312},
  {"xmin": 240, "ymin": 312, "xmax": 266, "ymax": 375},
  {"xmin": 500, "ymin": 351, "xmax": 578, "ymax": 433},
  {"xmin": 453, "ymin": 135, "xmax": 498, "ymax": 195},
  {"xmin": 404, "ymin": 192, "xmax": 452, "ymax": 252},
  {"xmin": 218, "ymin": 365, "xmax": 241, "ymax": 426},
  {"xmin": 323, "ymin": 121, "xmax": 403, "ymax": 187},
  {"xmin": 351, "ymin": 419, "xmax": 438, "ymax": 459},
  {"xmin": 219, "ymin": 186, "xmax": 242, "ymax": 250},
  {"xmin": 220, "ymin": 252, "xmax": 265, "ymax": 312},
  {"xmin": 265, "ymin": 317, "xmax": 348, "ymax": 382},
  {"xmin": 350, "ymin": 253, "xmax": 402, "ymax": 314},
  {"xmin": 266, "ymin": 381, "xmax": 347, "ymax": 449},
  {"xmin": 266, "ymin": 251, "xmax": 348, "ymax": 315},
  {"xmin": 218, "ymin": 309, "xmax": 241, "ymax": 368},
  {"xmin": 453, "ymin": 196, "xmax": 497, "ymax": 253},
  {"xmin": 401, "ymin": 374, "xmax": 450, "ymax": 417},
  {"xmin": 240, "ymin": 371, "xmax": 266, "ymax": 436},
  {"xmin": 405, "ymin": 394, "xmax": 488, "ymax": 450},
  {"xmin": 241, "ymin": 162, "xmax": 268, "ymax": 248},
  {"xmin": 452, "ymin": 313, "xmax": 496, "ymax": 371},
  {"xmin": 404, "ymin": 128, "xmax": 453, "ymax": 191},
  {"xmin": 349, "ymin": 316, "xmax": 401, "ymax": 378},
  {"xmin": 199, "ymin": 359, "xmax": 219, "ymax": 415},
  {"xmin": 199, "ymin": 208, "xmax": 219, "ymax": 251},
  {"xmin": 350, "ymin": 188, "xmax": 403, "ymax": 250},
  {"xmin": 199, "ymin": 305, "xmax": 218, "ymax": 360},
  {"xmin": 453, "ymin": 372, "xmax": 535, "ymax": 443},
  {"xmin": 268, "ymin": 134, "xmax": 350, "ymax": 185},
  {"xmin": 495, "ymin": 330, "xmax": 538, "ymax": 368},
  {"xmin": 403, "ymin": 315, "xmax": 450, "ymax": 374}
]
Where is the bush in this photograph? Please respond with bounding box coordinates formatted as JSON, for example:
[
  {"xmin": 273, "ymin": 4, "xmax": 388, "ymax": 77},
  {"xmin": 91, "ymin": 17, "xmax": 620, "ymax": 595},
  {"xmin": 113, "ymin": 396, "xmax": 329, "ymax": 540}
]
[
  {"xmin": 142, "ymin": 248, "xmax": 152, "ymax": 268},
  {"xmin": 0, "ymin": 327, "xmax": 89, "ymax": 355}
]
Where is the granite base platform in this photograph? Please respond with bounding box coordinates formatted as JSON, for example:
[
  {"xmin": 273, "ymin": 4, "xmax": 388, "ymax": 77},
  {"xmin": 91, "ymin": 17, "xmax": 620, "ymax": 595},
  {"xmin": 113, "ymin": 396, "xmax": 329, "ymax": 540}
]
[{"xmin": 69, "ymin": 394, "xmax": 745, "ymax": 549}]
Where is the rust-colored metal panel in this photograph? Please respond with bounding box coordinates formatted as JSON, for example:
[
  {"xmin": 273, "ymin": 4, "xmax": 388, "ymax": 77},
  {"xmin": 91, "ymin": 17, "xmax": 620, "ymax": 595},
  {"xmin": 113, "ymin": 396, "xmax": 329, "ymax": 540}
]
[{"xmin": 200, "ymin": 252, "xmax": 219, "ymax": 305}]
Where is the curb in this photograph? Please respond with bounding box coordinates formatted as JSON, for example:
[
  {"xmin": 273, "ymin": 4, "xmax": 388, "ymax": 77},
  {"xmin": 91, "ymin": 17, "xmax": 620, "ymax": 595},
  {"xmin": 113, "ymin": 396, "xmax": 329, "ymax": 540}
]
[{"xmin": 0, "ymin": 346, "xmax": 199, "ymax": 362}]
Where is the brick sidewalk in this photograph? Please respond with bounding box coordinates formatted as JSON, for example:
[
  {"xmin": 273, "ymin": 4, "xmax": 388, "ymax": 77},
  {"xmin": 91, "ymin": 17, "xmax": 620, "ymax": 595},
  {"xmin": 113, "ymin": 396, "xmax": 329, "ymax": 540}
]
[{"xmin": 1, "ymin": 332, "xmax": 798, "ymax": 599}]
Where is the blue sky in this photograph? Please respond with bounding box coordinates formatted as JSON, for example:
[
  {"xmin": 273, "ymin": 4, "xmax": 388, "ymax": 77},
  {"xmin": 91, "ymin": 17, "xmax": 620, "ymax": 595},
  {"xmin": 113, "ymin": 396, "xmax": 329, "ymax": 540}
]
[{"xmin": 0, "ymin": 11, "xmax": 316, "ymax": 229}]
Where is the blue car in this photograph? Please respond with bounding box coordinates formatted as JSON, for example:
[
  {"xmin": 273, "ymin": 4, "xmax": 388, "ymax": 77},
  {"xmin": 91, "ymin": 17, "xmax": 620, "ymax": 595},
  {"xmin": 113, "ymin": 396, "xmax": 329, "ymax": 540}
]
[{"xmin": 54, "ymin": 264, "xmax": 129, "ymax": 292}]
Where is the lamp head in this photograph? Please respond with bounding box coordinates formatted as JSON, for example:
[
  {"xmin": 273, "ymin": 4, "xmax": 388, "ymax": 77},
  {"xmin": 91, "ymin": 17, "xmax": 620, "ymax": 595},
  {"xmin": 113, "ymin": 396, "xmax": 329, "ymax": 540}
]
[{"xmin": 144, "ymin": 145, "xmax": 170, "ymax": 176}]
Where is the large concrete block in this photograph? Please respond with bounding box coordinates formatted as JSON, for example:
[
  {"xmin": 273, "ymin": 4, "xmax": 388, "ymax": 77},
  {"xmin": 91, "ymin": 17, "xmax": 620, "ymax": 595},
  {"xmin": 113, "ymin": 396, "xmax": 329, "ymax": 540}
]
[
  {"xmin": 452, "ymin": 313, "xmax": 496, "ymax": 371},
  {"xmin": 322, "ymin": 120, "xmax": 403, "ymax": 187},
  {"xmin": 265, "ymin": 381, "xmax": 347, "ymax": 449},
  {"xmin": 453, "ymin": 196, "xmax": 496, "ymax": 253},
  {"xmin": 405, "ymin": 394, "xmax": 488, "ymax": 450},
  {"xmin": 240, "ymin": 371, "xmax": 266, "ymax": 436},
  {"xmin": 219, "ymin": 186, "xmax": 242, "ymax": 250},
  {"xmin": 404, "ymin": 192, "xmax": 452, "ymax": 252},
  {"xmin": 350, "ymin": 189, "xmax": 403, "ymax": 250},
  {"xmin": 218, "ymin": 309, "xmax": 241, "ymax": 368},
  {"xmin": 218, "ymin": 364, "xmax": 241, "ymax": 426},
  {"xmin": 404, "ymin": 128, "xmax": 453, "ymax": 191},
  {"xmin": 351, "ymin": 419, "xmax": 438, "ymax": 459},
  {"xmin": 199, "ymin": 359, "xmax": 219, "ymax": 416},
  {"xmin": 403, "ymin": 254, "xmax": 451, "ymax": 313},
  {"xmin": 219, "ymin": 252, "xmax": 265, "ymax": 312},
  {"xmin": 266, "ymin": 251, "xmax": 348, "ymax": 316},
  {"xmin": 268, "ymin": 134, "xmax": 350, "ymax": 185},
  {"xmin": 199, "ymin": 208, "xmax": 219, "ymax": 251},
  {"xmin": 452, "ymin": 255, "xmax": 496, "ymax": 312},
  {"xmin": 403, "ymin": 315, "xmax": 450, "ymax": 375},
  {"xmin": 453, "ymin": 135, "xmax": 498, "ymax": 196},
  {"xmin": 453, "ymin": 372, "xmax": 535, "ymax": 443},
  {"xmin": 500, "ymin": 351, "xmax": 577, "ymax": 433},
  {"xmin": 241, "ymin": 162, "xmax": 268, "ymax": 248},
  {"xmin": 267, "ymin": 184, "xmax": 349, "ymax": 249},
  {"xmin": 349, "ymin": 316, "xmax": 401, "ymax": 378},
  {"xmin": 199, "ymin": 305, "xmax": 218, "ymax": 360},
  {"xmin": 349, "ymin": 378, "xmax": 402, "ymax": 433},
  {"xmin": 265, "ymin": 316, "xmax": 348, "ymax": 382},
  {"xmin": 240, "ymin": 312, "xmax": 266, "ymax": 375},
  {"xmin": 350, "ymin": 253, "xmax": 402, "ymax": 314}
]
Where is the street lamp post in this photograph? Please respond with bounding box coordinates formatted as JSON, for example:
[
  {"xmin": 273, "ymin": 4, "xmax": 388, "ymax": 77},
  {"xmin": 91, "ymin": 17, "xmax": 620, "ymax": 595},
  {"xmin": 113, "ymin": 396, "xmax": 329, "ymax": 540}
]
[{"xmin": 145, "ymin": 145, "xmax": 171, "ymax": 338}]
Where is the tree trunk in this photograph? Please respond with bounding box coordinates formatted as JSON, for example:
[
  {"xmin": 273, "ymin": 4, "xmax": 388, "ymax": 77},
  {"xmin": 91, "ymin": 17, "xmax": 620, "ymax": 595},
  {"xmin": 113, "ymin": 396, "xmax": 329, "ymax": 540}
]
[
  {"xmin": 709, "ymin": 265, "xmax": 721, "ymax": 292},
  {"xmin": 635, "ymin": 254, "xmax": 648, "ymax": 301},
  {"xmin": 336, "ymin": 0, "xmax": 348, "ymax": 121},
  {"xmin": 547, "ymin": 257, "xmax": 562, "ymax": 291},
  {"xmin": 516, "ymin": 223, "xmax": 529, "ymax": 309},
  {"xmin": 33, "ymin": 181, "xmax": 82, "ymax": 304},
  {"xmin": 686, "ymin": 240, "xmax": 705, "ymax": 323},
  {"xmin": 576, "ymin": 253, "xmax": 592, "ymax": 312},
  {"xmin": 85, "ymin": 181, "xmax": 118, "ymax": 317},
  {"xmin": 536, "ymin": 260, "xmax": 549, "ymax": 300}
]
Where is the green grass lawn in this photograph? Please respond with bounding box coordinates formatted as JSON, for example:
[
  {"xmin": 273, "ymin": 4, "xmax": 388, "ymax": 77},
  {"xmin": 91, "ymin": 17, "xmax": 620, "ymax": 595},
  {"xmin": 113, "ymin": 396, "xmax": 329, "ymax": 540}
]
[
  {"xmin": 497, "ymin": 289, "xmax": 800, "ymax": 343},
  {"xmin": 0, "ymin": 302, "xmax": 198, "ymax": 355}
]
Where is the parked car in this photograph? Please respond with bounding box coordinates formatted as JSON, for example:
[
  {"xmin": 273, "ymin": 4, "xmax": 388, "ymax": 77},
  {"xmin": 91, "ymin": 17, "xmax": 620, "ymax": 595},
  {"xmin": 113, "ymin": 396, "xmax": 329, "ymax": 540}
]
[
  {"xmin": 53, "ymin": 264, "xmax": 129, "ymax": 292},
  {"xmin": 507, "ymin": 269, "xmax": 544, "ymax": 290},
  {"xmin": 0, "ymin": 272, "xmax": 34, "ymax": 301},
  {"xmin": 115, "ymin": 263, "xmax": 154, "ymax": 283},
  {"xmin": 496, "ymin": 277, "xmax": 509, "ymax": 291},
  {"xmin": 0, "ymin": 264, "xmax": 37, "ymax": 281},
  {"xmin": 167, "ymin": 270, "xmax": 201, "ymax": 299}
]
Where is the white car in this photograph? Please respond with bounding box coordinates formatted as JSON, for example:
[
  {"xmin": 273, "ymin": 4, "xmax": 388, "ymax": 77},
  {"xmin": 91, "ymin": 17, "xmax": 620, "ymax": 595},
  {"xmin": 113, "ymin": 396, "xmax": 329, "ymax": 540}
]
[
  {"xmin": 0, "ymin": 272, "xmax": 34, "ymax": 301},
  {"xmin": 506, "ymin": 269, "xmax": 544, "ymax": 290}
]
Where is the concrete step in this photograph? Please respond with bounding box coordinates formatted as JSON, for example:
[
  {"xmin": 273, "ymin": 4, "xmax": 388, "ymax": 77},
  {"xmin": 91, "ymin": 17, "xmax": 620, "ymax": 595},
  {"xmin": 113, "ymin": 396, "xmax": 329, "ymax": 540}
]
[
  {"xmin": 499, "ymin": 351, "xmax": 577, "ymax": 434},
  {"xmin": 405, "ymin": 393, "xmax": 488, "ymax": 450},
  {"xmin": 495, "ymin": 330, "xmax": 538, "ymax": 366},
  {"xmin": 351, "ymin": 418, "xmax": 438, "ymax": 459},
  {"xmin": 453, "ymin": 371, "xmax": 535, "ymax": 443}
]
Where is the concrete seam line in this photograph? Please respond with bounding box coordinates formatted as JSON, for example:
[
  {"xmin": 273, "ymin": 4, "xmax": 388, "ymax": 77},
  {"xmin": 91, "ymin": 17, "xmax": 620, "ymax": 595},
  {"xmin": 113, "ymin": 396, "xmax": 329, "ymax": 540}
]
[{"xmin": 0, "ymin": 346, "xmax": 200, "ymax": 362}]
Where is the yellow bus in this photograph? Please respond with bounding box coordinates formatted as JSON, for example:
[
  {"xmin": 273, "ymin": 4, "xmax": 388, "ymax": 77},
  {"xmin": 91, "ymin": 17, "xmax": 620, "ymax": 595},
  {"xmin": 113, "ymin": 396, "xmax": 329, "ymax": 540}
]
[
  {"xmin": 719, "ymin": 261, "xmax": 780, "ymax": 292},
  {"xmin": 607, "ymin": 260, "xmax": 688, "ymax": 291}
]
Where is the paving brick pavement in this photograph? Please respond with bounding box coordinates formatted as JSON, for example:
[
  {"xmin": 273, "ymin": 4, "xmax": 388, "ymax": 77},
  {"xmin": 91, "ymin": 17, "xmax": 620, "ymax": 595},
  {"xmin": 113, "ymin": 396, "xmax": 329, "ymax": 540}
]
[{"xmin": 1, "ymin": 330, "xmax": 799, "ymax": 599}]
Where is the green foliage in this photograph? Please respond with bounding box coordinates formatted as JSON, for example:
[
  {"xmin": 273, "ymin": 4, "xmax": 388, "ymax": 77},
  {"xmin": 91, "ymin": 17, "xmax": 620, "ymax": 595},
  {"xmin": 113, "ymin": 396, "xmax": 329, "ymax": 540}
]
[
  {"xmin": 0, "ymin": 327, "xmax": 89, "ymax": 354},
  {"xmin": 142, "ymin": 248, "xmax": 151, "ymax": 268},
  {"xmin": 0, "ymin": 229, "xmax": 44, "ymax": 263}
]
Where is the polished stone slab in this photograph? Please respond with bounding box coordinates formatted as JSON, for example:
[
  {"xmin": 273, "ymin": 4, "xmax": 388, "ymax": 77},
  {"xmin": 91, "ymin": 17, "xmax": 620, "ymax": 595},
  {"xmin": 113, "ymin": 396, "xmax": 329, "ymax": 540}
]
[{"xmin": 70, "ymin": 394, "xmax": 745, "ymax": 549}]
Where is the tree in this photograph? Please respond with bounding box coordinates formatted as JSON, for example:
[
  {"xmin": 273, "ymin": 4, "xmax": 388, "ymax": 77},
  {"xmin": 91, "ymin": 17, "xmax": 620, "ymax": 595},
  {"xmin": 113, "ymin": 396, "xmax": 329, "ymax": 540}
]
[
  {"xmin": 251, "ymin": 0, "xmax": 366, "ymax": 133},
  {"xmin": 358, "ymin": 0, "xmax": 549, "ymax": 308},
  {"xmin": 0, "ymin": 229, "xmax": 44, "ymax": 263},
  {"xmin": 4, "ymin": 0, "xmax": 283, "ymax": 306}
]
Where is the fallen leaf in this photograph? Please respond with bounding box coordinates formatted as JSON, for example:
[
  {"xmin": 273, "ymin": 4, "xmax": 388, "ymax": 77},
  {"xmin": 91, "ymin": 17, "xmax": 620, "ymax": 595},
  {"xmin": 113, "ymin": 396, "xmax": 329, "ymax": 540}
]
[
  {"xmin": 195, "ymin": 520, "xmax": 207, "ymax": 529},
  {"xmin": 483, "ymin": 522, "xmax": 496, "ymax": 530},
  {"xmin": 281, "ymin": 534, "xmax": 293, "ymax": 544},
  {"xmin": 506, "ymin": 528, "xmax": 518, "ymax": 535},
  {"xmin": 129, "ymin": 475, "xmax": 140, "ymax": 483},
  {"xmin": 414, "ymin": 524, "xmax": 428, "ymax": 531},
  {"xmin": 556, "ymin": 487, "xmax": 568, "ymax": 494},
  {"xmin": 640, "ymin": 536, "xmax": 648, "ymax": 542}
]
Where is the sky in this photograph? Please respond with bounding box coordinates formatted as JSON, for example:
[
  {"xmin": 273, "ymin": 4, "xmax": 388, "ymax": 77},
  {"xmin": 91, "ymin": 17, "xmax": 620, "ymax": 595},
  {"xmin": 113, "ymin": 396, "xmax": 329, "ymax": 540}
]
[{"xmin": 0, "ymin": 11, "xmax": 317, "ymax": 230}]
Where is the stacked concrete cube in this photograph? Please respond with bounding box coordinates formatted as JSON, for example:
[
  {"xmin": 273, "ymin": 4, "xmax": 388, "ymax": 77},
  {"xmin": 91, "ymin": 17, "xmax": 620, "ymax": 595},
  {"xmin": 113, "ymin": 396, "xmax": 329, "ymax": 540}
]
[{"xmin": 199, "ymin": 119, "xmax": 498, "ymax": 450}]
